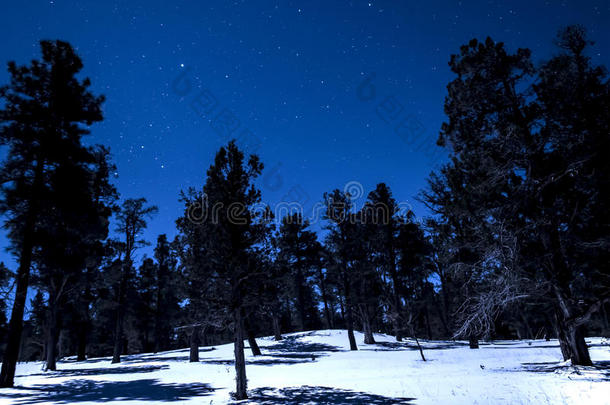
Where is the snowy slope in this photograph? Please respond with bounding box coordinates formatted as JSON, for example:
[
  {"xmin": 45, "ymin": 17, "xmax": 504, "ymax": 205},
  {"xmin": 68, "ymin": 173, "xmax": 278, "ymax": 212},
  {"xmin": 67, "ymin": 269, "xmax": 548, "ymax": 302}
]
[{"xmin": 1, "ymin": 330, "xmax": 608, "ymax": 404}]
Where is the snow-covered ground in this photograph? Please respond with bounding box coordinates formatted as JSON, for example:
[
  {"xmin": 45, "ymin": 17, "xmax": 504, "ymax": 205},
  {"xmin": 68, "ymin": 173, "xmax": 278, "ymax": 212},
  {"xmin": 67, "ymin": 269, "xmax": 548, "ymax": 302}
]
[{"xmin": 1, "ymin": 330, "xmax": 608, "ymax": 404}]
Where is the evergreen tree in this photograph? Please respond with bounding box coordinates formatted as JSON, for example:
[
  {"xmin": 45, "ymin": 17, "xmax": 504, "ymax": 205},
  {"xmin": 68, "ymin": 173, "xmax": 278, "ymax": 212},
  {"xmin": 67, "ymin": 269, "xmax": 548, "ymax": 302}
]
[
  {"xmin": 323, "ymin": 189, "xmax": 359, "ymax": 351},
  {"xmin": 276, "ymin": 213, "xmax": 322, "ymax": 332},
  {"xmin": 0, "ymin": 40, "xmax": 104, "ymax": 386},
  {"xmin": 363, "ymin": 183, "xmax": 402, "ymax": 340},
  {"xmin": 175, "ymin": 188, "xmax": 223, "ymax": 361},
  {"xmin": 422, "ymin": 26, "xmax": 610, "ymax": 364},
  {"xmin": 177, "ymin": 140, "xmax": 266, "ymax": 399},
  {"xmin": 152, "ymin": 234, "xmax": 180, "ymax": 353},
  {"xmin": 35, "ymin": 143, "xmax": 115, "ymax": 370},
  {"xmin": 111, "ymin": 198, "xmax": 157, "ymax": 363},
  {"xmin": 260, "ymin": 230, "xmax": 287, "ymax": 340},
  {"xmin": 134, "ymin": 257, "xmax": 157, "ymax": 352}
]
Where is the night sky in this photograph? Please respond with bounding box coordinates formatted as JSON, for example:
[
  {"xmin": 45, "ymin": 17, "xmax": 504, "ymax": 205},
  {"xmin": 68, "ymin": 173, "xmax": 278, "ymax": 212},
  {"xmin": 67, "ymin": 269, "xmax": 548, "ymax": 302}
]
[{"xmin": 1, "ymin": 1, "xmax": 609, "ymax": 264}]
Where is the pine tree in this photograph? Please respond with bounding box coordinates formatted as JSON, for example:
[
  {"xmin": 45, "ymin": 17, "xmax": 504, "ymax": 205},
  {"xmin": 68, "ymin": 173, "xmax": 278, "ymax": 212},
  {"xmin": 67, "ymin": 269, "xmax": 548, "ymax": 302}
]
[
  {"xmin": 153, "ymin": 234, "xmax": 179, "ymax": 353},
  {"xmin": 134, "ymin": 257, "xmax": 157, "ymax": 352},
  {"xmin": 111, "ymin": 198, "xmax": 157, "ymax": 363},
  {"xmin": 323, "ymin": 189, "xmax": 359, "ymax": 351},
  {"xmin": 177, "ymin": 140, "xmax": 266, "ymax": 399},
  {"xmin": 276, "ymin": 213, "xmax": 323, "ymax": 332},
  {"xmin": 0, "ymin": 40, "xmax": 104, "ymax": 386},
  {"xmin": 175, "ymin": 188, "xmax": 223, "ymax": 361},
  {"xmin": 422, "ymin": 26, "xmax": 610, "ymax": 364},
  {"xmin": 363, "ymin": 183, "xmax": 403, "ymax": 340}
]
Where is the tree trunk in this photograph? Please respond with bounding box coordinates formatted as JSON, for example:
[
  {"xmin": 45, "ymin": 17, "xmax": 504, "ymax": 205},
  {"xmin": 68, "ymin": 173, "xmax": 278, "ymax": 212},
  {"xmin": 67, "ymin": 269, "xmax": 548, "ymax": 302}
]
[
  {"xmin": 76, "ymin": 266, "xmax": 93, "ymax": 362},
  {"xmin": 343, "ymin": 271, "xmax": 358, "ymax": 351},
  {"xmin": 542, "ymin": 226, "xmax": 593, "ymax": 366},
  {"xmin": 388, "ymin": 238, "xmax": 403, "ymax": 342},
  {"xmin": 438, "ymin": 267, "xmax": 454, "ymax": 338},
  {"xmin": 111, "ymin": 300, "xmax": 125, "ymax": 364},
  {"xmin": 436, "ymin": 301, "xmax": 451, "ymax": 339},
  {"xmin": 389, "ymin": 275, "xmax": 403, "ymax": 342},
  {"xmin": 520, "ymin": 313, "xmax": 533, "ymax": 340},
  {"xmin": 77, "ymin": 322, "xmax": 87, "ymax": 362},
  {"xmin": 45, "ymin": 304, "xmax": 60, "ymax": 371},
  {"xmin": 469, "ymin": 335, "xmax": 479, "ymax": 349},
  {"xmin": 0, "ymin": 234, "xmax": 34, "ymax": 386},
  {"xmin": 233, "ymin": 309, "xmax": 248, "ymax": 400},
  {"xmin": 247, "ymin": 329, "xmax": 261, "ymax": 356},
  {"xmin": 414, "ymin": 335, "xmax": 426, "ymax": 361},
  {"xmin": 0, "ymin": 162, "xmax": 41, "ymax": 387},
  {"xmin": 272, "ymin": 314, "xmax": 282, "ymax": 341},
  {"xmin": 600, "ymin": 302, "xmax": 609, "ymax": 331},
  {"xmin": 111, "ymin": 311, "xmax": 123, "ymax": 364},
  {"xmin": 345, "ymin": 308, "xmax": 358, "ymax": 350},
  {"xmin": 317, "ymin": 268, "xmax": 333, "ymax": 329},
  {"xmin": 112, "ymin": 261, "xmax": 129, "ymax": 364},
  {"xmin": 393, "ymin": 319, "xmax": 403, "ymax": 342},
  {"xmin": 360, "ymin": 305, "xmax": 375, "ymax": 344},
  {"xmin": 295, "ymin": 269, "xmax": 307, "ymax": 331},
  {"xmin": 189, "ymin": 325, "xmax": 200, "ymax": 362},
  {"xmin": 555, "ymin": 310, "xmax": 592, "ymax": 365},
  {"xmin": 153, "ymin": 266, "xmax": 166, "ymax": 353}
]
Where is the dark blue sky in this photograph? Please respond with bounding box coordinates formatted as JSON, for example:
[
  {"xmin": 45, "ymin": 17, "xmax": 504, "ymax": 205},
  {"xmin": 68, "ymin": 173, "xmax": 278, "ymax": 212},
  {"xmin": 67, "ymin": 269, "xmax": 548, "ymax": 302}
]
[{"xmin": 1, "ymin": 0, "xmax": 609, "ymax": 264}]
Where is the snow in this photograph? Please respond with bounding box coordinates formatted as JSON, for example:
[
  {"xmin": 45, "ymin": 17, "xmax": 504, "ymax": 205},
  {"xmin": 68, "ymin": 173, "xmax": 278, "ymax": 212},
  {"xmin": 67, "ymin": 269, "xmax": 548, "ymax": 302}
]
[{"xmin": 1, "ymin": 330, "xmax": 608, "ymax": 404}]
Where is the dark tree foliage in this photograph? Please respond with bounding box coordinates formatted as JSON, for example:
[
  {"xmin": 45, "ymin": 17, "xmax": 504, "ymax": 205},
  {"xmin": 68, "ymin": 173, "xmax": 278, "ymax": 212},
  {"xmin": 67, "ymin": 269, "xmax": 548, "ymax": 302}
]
[
  {"xmin": 20, "ymin": 291, "xmax": 47, "ymax": 362},
  {"xmin": 0, "ymin": 40, "xmax": 105, "ymax": 386},
  {"xmin": 152, "ymin": 234, "xmax": 180, "ymax": 352},
  {"xmin": 34, "ymin": 144, "xmax": 115, "ymax": 370},
  {"xmin": 323, "ymin": 189, "xmax": 359, "ymax": 351},
  {"xmin": 363, "ymin": 183, "xmax": 403, "ymax": 341},
  {"xmin": 421, "ymin": 26, "xmax": 610, "ymax": 365},
  {"xmin": 175, "ymin": 140, "xmax": 266, "ymax": 400},
  {"xmin": 130, "ymin": 235, "xmax": 181, "ymax": 354},
  {"xmin": 111, "ymin": 198, "xmax": 157, "ymax": 364},
  {"xmin": 276, "ymin": 213, "xmax": 323, "ymax": 332},
  {"xmin": 0, "ymin": 263, "xmax": 11, "ymax": 349}
]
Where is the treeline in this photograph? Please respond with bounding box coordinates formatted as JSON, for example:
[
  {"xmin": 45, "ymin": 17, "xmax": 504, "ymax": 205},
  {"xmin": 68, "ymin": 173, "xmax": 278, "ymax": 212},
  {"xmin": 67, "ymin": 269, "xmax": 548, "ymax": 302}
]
[{"xmin": 0, "ymin": 26, "xmax": 608, "ymax": 400}]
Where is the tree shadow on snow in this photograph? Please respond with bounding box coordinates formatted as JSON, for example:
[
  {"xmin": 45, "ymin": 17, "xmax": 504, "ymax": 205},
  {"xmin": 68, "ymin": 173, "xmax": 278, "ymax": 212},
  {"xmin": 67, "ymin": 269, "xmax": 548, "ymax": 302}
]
[
  {"xmin": 18, "ymin": 365, "xmax": 168, "ymax": 378},
  {"xmin": 362, "ymin": 341, "xmax": 466, "ymax": 352},
  {"xmin": 241, "ymin": 386, "xmax": 415, "ymax": 404},
  {"xmin": 519, "ymin": 360, "xmax": 610, "ymax": 381},
  {"xmin": 261, "ymin": 334, "xmax": 343, "ymax": 354},
  {"xmin": 201, "ymin": 357, "xmax": 312, "ymax": 366},
  {"xmin": 122, "ymin": 350, "xmax": 215, "ymax": 364},
  {"xmin": 0, "ymin": 379, "xmax": 215, "ymax": 403}
]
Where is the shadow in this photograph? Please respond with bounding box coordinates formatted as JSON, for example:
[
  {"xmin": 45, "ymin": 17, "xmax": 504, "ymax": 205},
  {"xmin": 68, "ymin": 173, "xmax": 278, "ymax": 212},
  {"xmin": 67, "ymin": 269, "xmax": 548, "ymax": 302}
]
[
  {"xmin": 267, "ymin": 352, "xmax": 321, "ymax": 360},
  {"xmin": 262, "ymin": 334, "xmax": 343, "ymax": 354},
  {"xmin": 363, "ymin": 341, "xmax": 466, "ymax": 352},
  {"xmin": 60, "ymin": 357, "xmax": 110, "ymax": 365},
  {"xmin": 58, "ymin": 348, "xmax": 216, "ymax": 365},
  {"xmin": 122, "ymin": 348, "xmax": 215, "ymax": 364},
  {"xmin": 201, "ymin": 357, "xmax": 311, "ymax": 366},
  {"xmin": 18, "ymin": 365, "xmax": 168, "ymax": 378},
  {"xmin": 0, "ymin": 379, "xmax": 215, "ymax": 403},
  {"xmin": 484, "ymin": 344, "xmax": 560, "ymax": 349},
  {"xmin": 241, "ymin": 386, "xmax": 415, "ymax": 404},
  {"xmin": 517, "ymin": 360, "xmax": 610, "ymax": 381}
]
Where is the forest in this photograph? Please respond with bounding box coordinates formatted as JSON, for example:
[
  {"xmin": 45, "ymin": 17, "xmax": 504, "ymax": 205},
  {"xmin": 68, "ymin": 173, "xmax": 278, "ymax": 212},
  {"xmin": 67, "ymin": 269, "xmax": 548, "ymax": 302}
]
[{"xmin": 0, "ymin": 25, "xmax": 608, "ymax": 401}]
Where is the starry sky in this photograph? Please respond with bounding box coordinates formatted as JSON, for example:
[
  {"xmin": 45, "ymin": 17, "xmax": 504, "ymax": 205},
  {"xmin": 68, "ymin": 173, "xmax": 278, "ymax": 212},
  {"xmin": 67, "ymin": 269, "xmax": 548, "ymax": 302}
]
[{"xmin": 1, "ymin": 0, "xmax": 609, "ymax": 264}]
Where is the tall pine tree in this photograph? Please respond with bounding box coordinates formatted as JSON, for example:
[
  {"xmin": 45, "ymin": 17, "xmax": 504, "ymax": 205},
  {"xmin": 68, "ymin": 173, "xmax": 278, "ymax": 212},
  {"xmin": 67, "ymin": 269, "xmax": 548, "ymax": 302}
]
[{"xmin": 0, "ymin": 40, "xmax": 104, "ymax": 385}]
